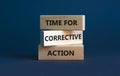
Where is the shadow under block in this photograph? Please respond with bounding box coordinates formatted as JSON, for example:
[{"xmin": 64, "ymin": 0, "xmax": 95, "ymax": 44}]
[
  {"xmin": 38, "ymin": 45, "xmax": 84, "ymax": 60},
  {"xmin": 40, "ymin": 15, "xmax": 85, "ymax": 30},
  {"xmin": 40, "ymin": 30, "xmax": 83, "ymax": 46}
]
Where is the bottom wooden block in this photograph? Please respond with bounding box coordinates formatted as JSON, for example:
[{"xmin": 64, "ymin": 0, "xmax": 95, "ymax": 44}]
[{"xmin": 38, "ymin": 45, "xmax": 84, "ymax": 60}]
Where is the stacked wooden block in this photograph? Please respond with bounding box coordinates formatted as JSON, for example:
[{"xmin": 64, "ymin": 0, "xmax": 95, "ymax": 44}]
[{"xmin": 38, "ymin": 15, "xmax": 85, "ymax": 60}]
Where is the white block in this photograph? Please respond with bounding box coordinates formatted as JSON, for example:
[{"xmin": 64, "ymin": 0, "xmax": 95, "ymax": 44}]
[
  {"xmin": 38, "ymin": 44, "xmax": 84, "ymax": 60},
  {"xmin": 40, "ymin": 30, "xmax": 83, "ymax": 46},
  {"xmin": 40, "ymin": 15, "xmax": 85, "ymax": 30}
]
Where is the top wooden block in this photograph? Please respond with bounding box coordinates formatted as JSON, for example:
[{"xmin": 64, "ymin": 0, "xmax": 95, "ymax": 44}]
[{"xmin": 40, "ymin": 15, "xmax": 85, "ymax": 30}]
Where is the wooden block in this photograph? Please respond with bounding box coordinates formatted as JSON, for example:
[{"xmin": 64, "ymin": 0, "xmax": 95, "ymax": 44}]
[
  {"xmin": 40, "ymin": 15, "xmax": 85, "ymax": 30},
  {"xmin": 40, "ymin": 30, "xmax": 83, "ymax": 46},
  {"xmin": 38, "ymin": 45, "xmax": 84, "ymax": 60}
]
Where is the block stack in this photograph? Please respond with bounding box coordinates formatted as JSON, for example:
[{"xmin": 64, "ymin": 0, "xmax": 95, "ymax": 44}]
[{"xmin": 38, "ymin": 15, "xmax": 85, "ymax": 60}]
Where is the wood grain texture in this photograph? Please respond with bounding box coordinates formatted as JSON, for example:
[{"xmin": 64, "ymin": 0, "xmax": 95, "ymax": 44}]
[
  {"xmin": 38, "ymin": 45, "xmax": 84, "ymax": 60},
  {"xmin": 40, "ymin": 30, "xmax": 83, "ymax": 46},
  {"xmin": 40, "ymin": 15, "xmax": 85, "ymax": 30}
]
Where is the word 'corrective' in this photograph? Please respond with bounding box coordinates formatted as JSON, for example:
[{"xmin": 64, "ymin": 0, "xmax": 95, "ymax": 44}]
[{"xmin": 45, "ymin": 34, "xmax": 81, "ymax": 41}]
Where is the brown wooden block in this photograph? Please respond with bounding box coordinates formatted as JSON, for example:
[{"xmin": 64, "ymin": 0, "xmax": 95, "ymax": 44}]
[
  {"xmin": 40, "ymin": 15, "xmax": 85, "ymax": 30},
  {"xmin": 40, "ymin": 30, "xmax": 83, "ymax": 46},
  {"xmin": 38, "ymin": 45, "xmax": 84, "ymax": 60}
]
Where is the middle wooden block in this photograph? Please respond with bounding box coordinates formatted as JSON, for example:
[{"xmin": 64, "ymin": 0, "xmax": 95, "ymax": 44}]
[{"xmin": 40, "ymin": 30, "xmax": 83, "ymax": 46}]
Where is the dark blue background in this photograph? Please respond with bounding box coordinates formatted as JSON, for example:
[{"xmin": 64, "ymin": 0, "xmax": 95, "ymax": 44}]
[{"xmin": 0, "ymin": 0, "xmax": 120, "ymax": 76}]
